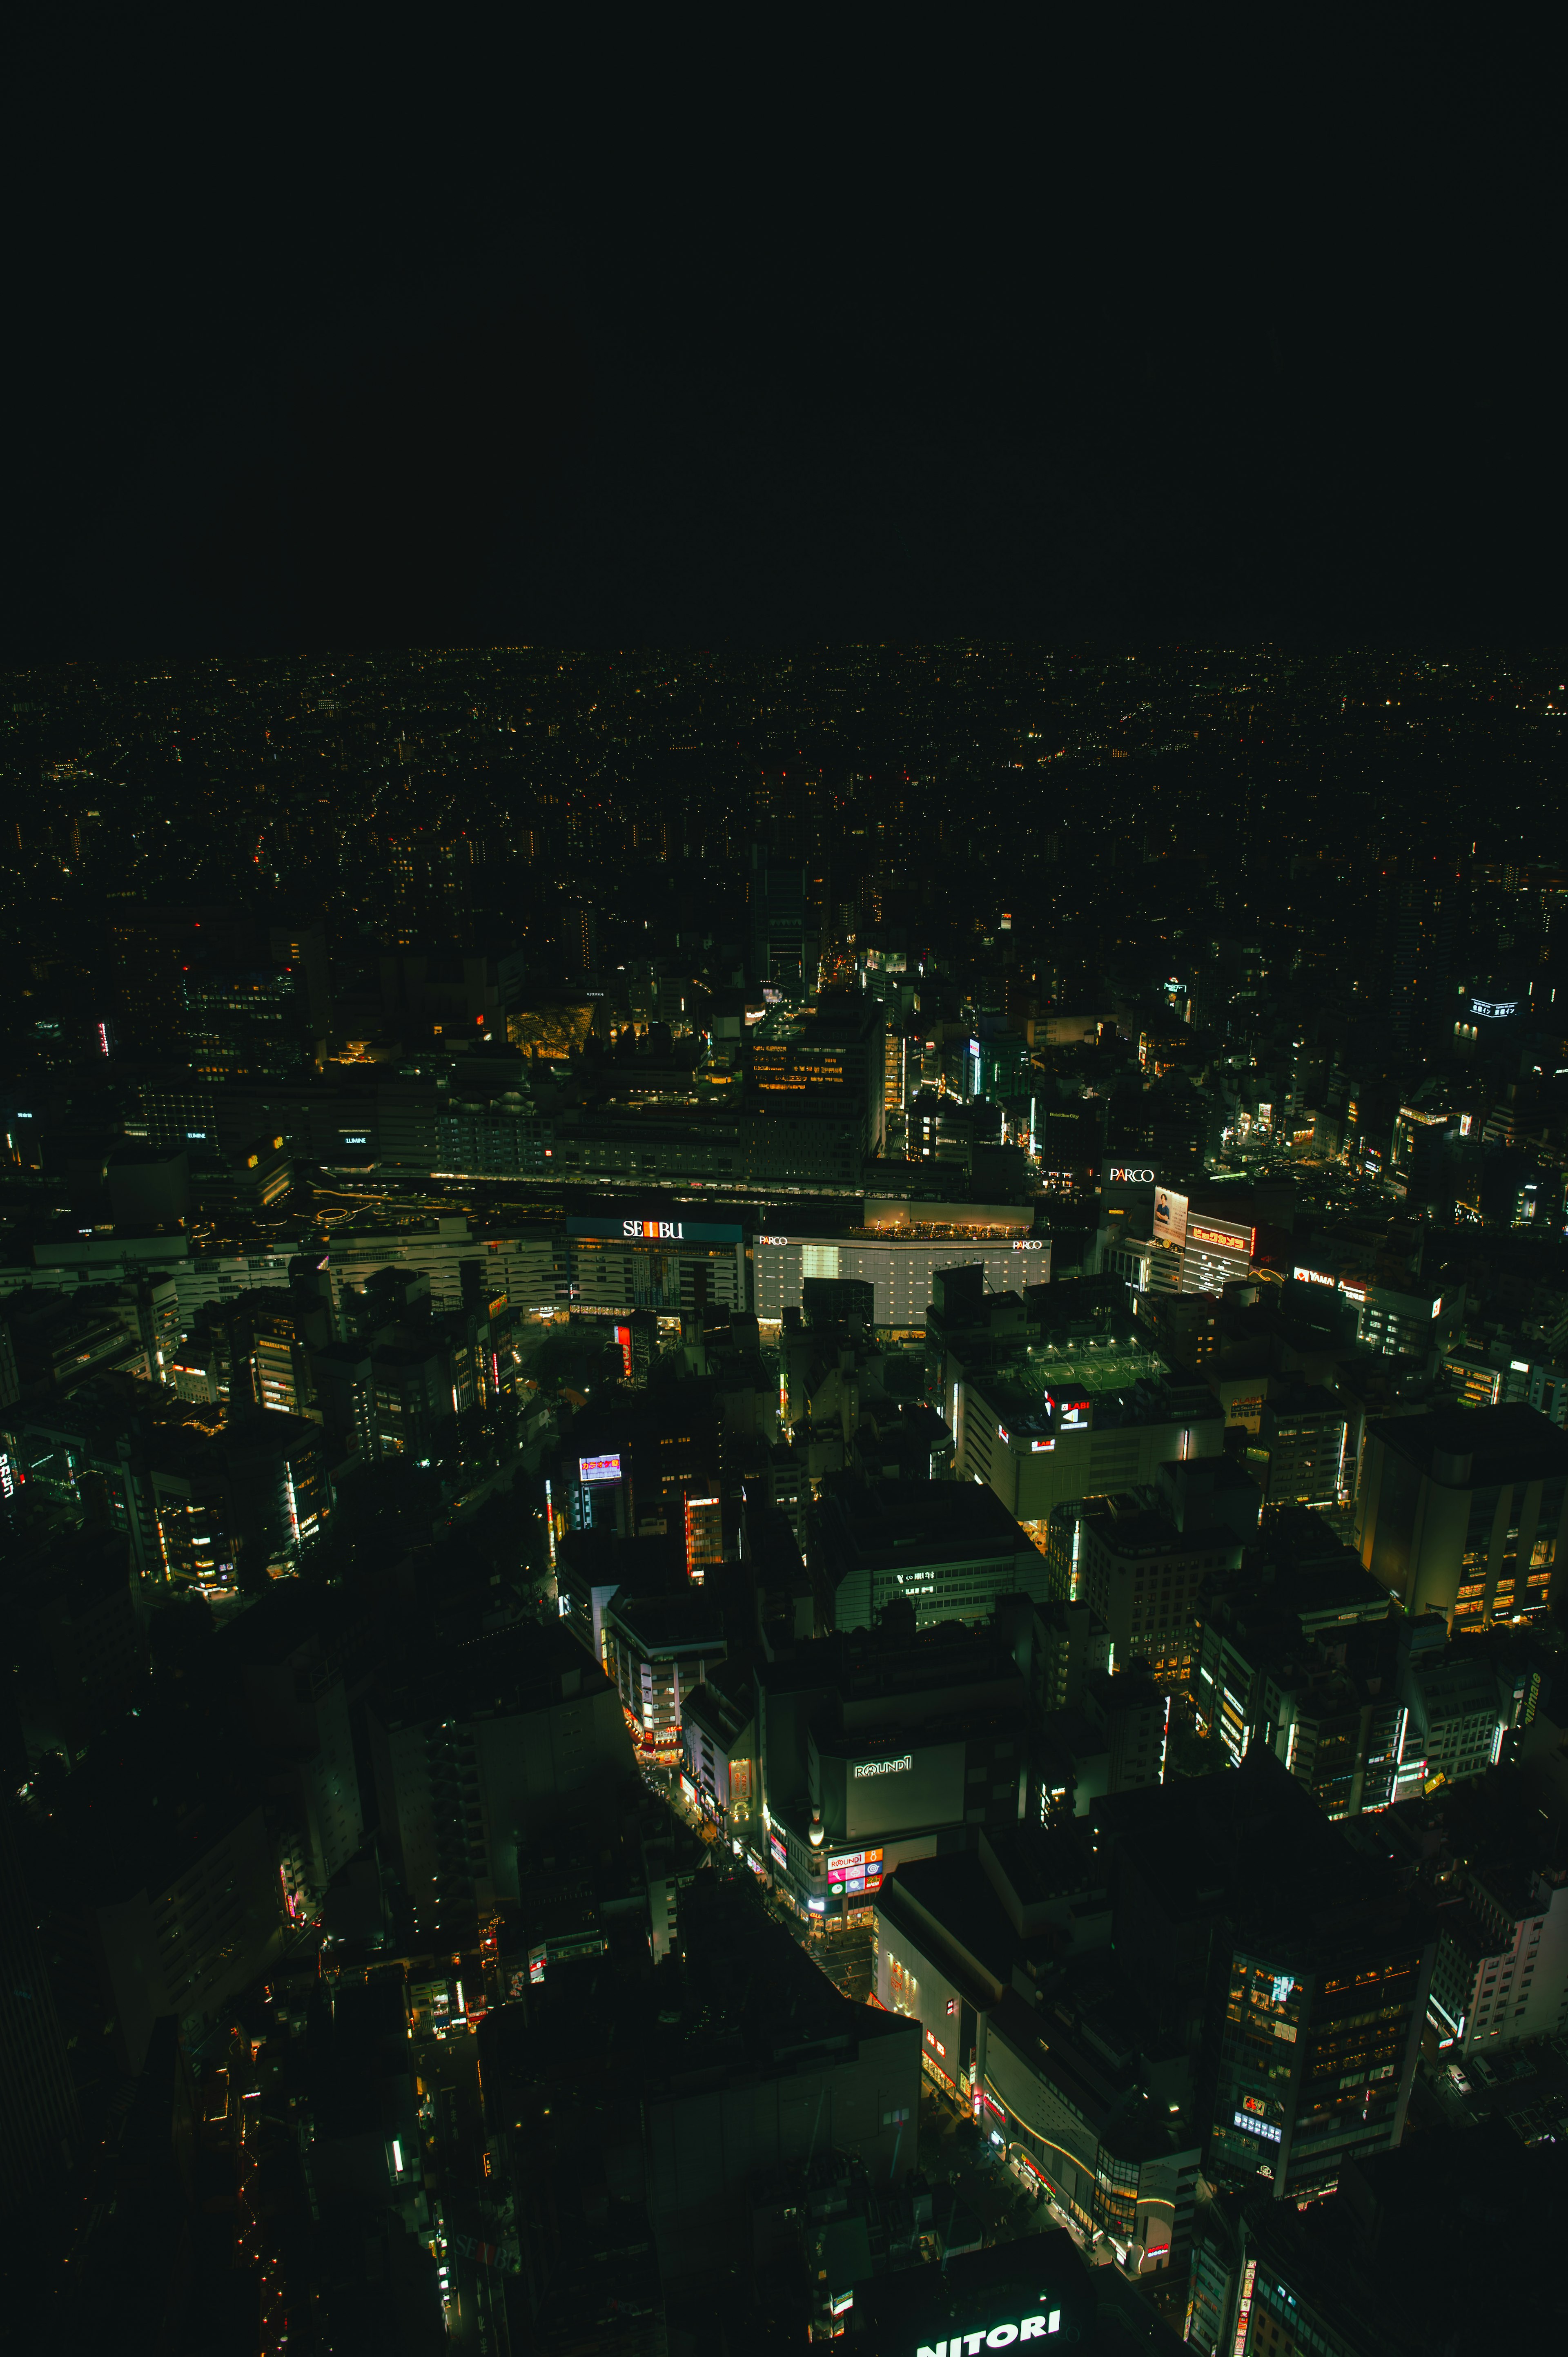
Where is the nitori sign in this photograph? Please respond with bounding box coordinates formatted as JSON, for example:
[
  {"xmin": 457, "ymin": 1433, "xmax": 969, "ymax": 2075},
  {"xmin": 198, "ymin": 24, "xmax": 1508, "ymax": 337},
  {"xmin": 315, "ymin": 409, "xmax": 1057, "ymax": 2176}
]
[{"xmin": 915, "ymin": 2319, "xmax": 1060, "ymax": 2354}]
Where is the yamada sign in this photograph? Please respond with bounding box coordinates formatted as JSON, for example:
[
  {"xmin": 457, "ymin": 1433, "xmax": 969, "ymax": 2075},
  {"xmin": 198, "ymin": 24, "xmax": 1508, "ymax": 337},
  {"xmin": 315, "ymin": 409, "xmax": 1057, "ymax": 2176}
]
[{"xmin": 915, "ymin": 2319, "xmax": 1061, "ymax": 2355}]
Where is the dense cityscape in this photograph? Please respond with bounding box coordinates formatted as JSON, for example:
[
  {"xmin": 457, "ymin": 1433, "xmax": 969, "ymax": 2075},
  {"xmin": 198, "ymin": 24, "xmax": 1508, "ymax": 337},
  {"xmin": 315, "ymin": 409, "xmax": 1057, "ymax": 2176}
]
[{"xmin": 3, "ymin": 642, "xmax": 1568, "ymax": 2355}]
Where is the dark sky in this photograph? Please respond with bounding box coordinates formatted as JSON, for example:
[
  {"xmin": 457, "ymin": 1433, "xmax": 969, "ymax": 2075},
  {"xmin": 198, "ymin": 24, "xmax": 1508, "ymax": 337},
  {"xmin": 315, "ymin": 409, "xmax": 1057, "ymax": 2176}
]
[{"xmin": 4, "ymin": 42, "xmax": 1561, "ymax": 661}]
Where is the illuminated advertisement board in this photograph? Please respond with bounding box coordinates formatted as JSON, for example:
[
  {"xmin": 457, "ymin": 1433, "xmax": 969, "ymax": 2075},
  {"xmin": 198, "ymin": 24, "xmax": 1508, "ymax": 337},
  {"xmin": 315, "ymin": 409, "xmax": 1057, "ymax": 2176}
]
[
  {"xmin": 1153, "ymin": 1186, "xmax": 1189, "ymax": 1247},
  {"xmin": 578, "ymin": 1453, "xmax": 623, "ymax": 1485},
  {"xmin": 769, "ymin": 1832, "xmax": 788, "ymax": 1869},
  {"xmin": 1104, "ymin": 1163, "xmax": 1155, "ymax": 1185},
  {"xmin": 1187, "ymin": 1221, "xmax": 1254, "ymax": 1256},
  {"xmin": 1046, "ymin": 1389, "xmax": 1090, "ymax": 1430}
]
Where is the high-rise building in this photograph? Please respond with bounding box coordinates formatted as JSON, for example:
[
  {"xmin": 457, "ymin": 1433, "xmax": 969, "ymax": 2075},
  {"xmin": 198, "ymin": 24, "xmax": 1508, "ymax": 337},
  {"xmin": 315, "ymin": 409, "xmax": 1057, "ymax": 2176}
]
[
  {"xmin": 1096, "ymin": 1754, "xmax": 1435, "ymax": 2208},
  {"xmin": 748, "ymin": 843, "xmax": 814, "ymax": 992},
  {"xmin": 1356, "ymin": 1403, "xmax": 1568, "ymax": 1629}
]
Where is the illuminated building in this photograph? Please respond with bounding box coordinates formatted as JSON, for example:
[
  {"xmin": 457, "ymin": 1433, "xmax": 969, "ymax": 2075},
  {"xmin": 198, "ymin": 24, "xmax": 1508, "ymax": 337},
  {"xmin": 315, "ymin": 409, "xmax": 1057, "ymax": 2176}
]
[
  {"xmin": 1355, "ymin": 1403, "xmax": 1568, "ymax": 1628},
  {"xmin": 1075, "ymin": 1477, "xmax": 1252, "ymax": 1692},
  {"xmin": 749, "ymin": 994, "xmax": 885, "ymax": 1154},
  {"xmin": 679, "ymin": 1666, "xmax": 756, "ymax": 1826},
  {"xmin": 953, "ymin": 1347, "xmax": 1225, "ymax": 1533},
  {"xmin": 603, "ymin": 1590, "xmax": 727, "ymax": 1759},
  {"xmin": 1193, "ymin": 1549, "xmax": 1392, "ymax": 1765},
  {"xmin": 567, "ymin": 1214, "xmax": 745, "ymax": 1316},
  {"xmin": 1245, "ymin": 1384, "xmax": 1350, "ymax": 1509},
  {"xmin": 756, "ymin": 1617, "xmax": 1029, "ymax": 1928},
  {"xmin": 327, "ymin": 1214, "xmax": 558, "ymax": 1327},
  {"xmin": 1098, "ymin": 1753, "xmax": 1434, "ymax": 2208},
  {"xmin": 754, "ymin": 1216, "xmax": 1046, "ymax": 1331},
  {"xmin": 874, "ymin": 1835, "xmax": 1198, "ymax": 2275}
]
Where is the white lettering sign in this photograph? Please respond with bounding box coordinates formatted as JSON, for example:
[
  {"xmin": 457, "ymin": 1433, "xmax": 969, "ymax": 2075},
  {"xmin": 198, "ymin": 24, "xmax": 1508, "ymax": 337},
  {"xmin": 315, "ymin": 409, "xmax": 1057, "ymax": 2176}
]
[
  {"xmin": 853, "ymin": 1754, "xmax": 913, "ymax": 1779},
  {"xmin": 624, "ymin": 1218, "xmax": 684, "ymax": 1239},
  {"xmin": 915, "ymin": 2320, "xmax": 1060, "ymax": 2356},
  {"xmin": 1106, "ymin": 1165, "xmax": 1155, "ymax": 1183}
]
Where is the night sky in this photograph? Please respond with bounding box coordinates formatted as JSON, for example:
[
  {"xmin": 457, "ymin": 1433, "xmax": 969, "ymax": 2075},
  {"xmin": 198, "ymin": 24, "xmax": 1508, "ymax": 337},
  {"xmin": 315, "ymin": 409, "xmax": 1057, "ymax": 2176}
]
[{"xmin": 4, "ymin": 41, "xmax": 1560, "ymax": 660}]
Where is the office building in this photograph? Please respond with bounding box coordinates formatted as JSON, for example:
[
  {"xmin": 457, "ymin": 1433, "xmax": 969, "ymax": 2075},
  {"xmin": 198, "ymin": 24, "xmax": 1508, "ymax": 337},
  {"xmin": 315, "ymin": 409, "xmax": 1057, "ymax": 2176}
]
[
  {"xmin": 808, "ymin": 1477, "xmax": 1045, "ymax": 1631},
  {"xmin": 1074, "ymin": 1461, "xmax": 1258, "ymax": 1690},
  {"xmin": 369, "ymin": 1621, "xmax": 634, "ymax": 1939},
  {"xmin": 748, "ymin": 844, "xmax": 815, "ymax": 992},
  {"xmin": 1356, "ymin": 1402, "xmax": 1568, "ymax": 1628},
  {"xmin": 750, "ymin": 993, "xmax": 886, "ymax": 1156},
  {"xmin": 679, "ymin": 1665, "xmax": 757, "ymax": 1828},
  {"xmin": 1245, "ymin": 1383, "xmax": 1350, "ymax": 1509},
  {"xmin": 1428, "ymin": 1851, "xmax": 1568, "ymax": 2055},
  {"xmin": 1096, "ymin": 1754, "xmax": 1434, "ymax": 2206}
]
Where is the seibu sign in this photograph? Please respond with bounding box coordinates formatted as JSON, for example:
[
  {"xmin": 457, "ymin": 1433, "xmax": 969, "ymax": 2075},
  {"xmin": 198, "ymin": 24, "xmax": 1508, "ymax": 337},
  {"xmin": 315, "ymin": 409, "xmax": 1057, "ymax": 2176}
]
[
  {"xmin": 916, "ymin": 2320, "xmax": 1061, "ymax": 2354},
  {"xmin": 624, "ymin": 1218, "xmax": 684, "ymax": 1239}
]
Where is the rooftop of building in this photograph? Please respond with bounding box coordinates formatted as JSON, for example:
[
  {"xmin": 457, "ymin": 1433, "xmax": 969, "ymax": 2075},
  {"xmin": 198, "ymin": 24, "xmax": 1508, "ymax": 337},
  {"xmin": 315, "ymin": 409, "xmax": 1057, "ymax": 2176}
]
[
  {"xmin": 755, "ymin": 1614, "xmax": 1025, "ymax": 1705},
  {"xmin": 1079, "ymin": 1492, "xmax": 1247, "ymax": 1563},
  {"xmin": 1368, "ymin": 1400, "xmax": 1568, "ymax": 1485},
  {"xmin": 604, "ymin": 1587, "xmax": 728, "ymax": 1657},
  {"xmin": 482, "ymin": 1871, "xmax": 914, "ymax": 2105},
  {"xmin": 376, "ymin": 1617, "xmax": 617, "ymax": 1729},
  {"xmin": 809, "ymin": 1477, "xmax": 1034, "ymax": 1573}
]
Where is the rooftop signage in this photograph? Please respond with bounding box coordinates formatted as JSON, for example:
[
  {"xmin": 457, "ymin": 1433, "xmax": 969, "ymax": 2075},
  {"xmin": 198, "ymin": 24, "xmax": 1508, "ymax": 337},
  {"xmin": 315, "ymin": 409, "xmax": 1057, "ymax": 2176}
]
[
  {"xmin": 853, "ymin": 1754, "xmax": 913, "ymax": 1779},
  {"xmin": 914, "ymin": 2320, "xmax": 1061, "ymax": 2354},
  {"xmin": 568, "ymin": 1218, "xmax": 742, "ymax": 1244}
]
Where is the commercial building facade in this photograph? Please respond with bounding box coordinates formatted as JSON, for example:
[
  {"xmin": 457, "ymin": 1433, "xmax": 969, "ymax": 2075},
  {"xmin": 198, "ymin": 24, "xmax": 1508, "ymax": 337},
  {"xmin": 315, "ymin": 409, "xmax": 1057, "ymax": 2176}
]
[
  {"xmin": 1356, "ymin": 1403, "xmax": 1568, "ymax": 1629},
  {"xmin": 754, "ymin": 1226, "xmax": 1047, "ymax": 1331}
]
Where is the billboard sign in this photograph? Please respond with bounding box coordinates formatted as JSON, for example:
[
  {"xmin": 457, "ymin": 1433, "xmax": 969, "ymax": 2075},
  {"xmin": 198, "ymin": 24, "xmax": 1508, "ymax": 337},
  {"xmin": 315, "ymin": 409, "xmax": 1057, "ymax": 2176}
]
[
  {"xmin": 1153, "ymin": 1186, "xmax": 1189, "ymax": 1246},
  {"xmin": 578, "ymin": 1453, "xmax": 623, "ymax": 1485},
  {"xmin": 1188, "ymin": 1221, "xmax": 1254, "ymax": 1255}
]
